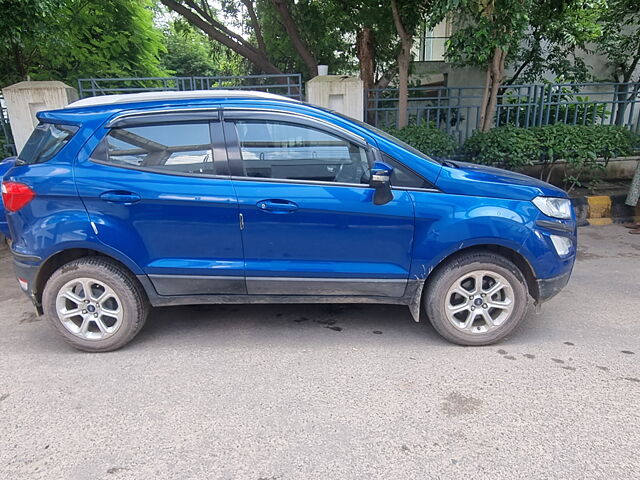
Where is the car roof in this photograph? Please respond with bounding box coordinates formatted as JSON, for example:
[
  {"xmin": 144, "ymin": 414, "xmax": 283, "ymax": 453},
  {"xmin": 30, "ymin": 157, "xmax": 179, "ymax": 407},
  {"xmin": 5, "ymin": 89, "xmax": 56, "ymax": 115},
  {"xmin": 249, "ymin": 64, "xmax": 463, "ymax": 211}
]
[{"xmin": 67, "ymin": 90, "xmax": 299, "ymax": 109}]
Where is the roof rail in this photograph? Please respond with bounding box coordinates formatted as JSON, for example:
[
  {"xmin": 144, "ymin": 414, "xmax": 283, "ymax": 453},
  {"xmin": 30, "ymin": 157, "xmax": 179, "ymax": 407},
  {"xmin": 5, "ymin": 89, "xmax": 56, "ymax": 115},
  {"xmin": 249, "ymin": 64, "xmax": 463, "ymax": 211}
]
[{"xmin": 67, "ymin": 90, "xmax": 299, "ymax": 108}]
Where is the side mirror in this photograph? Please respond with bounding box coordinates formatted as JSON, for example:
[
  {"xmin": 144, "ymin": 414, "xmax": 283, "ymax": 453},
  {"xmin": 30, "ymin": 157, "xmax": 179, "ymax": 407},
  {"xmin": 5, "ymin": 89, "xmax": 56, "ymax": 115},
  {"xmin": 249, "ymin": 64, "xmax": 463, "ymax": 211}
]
[{"xmin": 369, "ymin": 161, "xmax": 393, "ymax": 205}]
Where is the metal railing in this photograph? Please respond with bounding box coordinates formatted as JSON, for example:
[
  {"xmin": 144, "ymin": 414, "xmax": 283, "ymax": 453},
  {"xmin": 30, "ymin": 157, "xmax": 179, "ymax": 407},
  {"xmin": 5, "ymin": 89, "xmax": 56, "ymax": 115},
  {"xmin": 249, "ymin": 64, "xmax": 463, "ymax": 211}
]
[
  {"xmin": 365, "ymin": 82, "xmax": 640, "ymax": 144},
  {"xmin": 0, "ymin": 94, "xmax": 16, "ymax": 157},
  {"xmin": 78, "ymin": 74, "xmax": 304, "ymax": 100}
]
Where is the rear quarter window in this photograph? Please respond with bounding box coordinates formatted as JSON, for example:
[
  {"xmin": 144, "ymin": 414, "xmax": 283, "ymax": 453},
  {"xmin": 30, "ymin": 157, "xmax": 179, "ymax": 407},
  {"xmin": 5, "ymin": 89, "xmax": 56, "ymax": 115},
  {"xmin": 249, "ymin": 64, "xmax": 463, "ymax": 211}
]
[{"xmin": 18, "ymin": 123, "xmax": 79, "ymax": 165}]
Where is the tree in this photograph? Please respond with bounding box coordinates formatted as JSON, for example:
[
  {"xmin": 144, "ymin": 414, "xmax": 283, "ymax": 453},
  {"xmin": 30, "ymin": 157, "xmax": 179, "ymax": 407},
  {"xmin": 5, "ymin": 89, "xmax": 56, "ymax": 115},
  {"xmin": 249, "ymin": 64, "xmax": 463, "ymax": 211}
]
[
  {"xmin": 594, "ymin": 0, "xmax": 640, "ymax": 125},
  {"xmin": 509, "ymin": 0, "xmax": 603, "ymax": 85},
  {"xmin": 256, "ymin": 0, "xmax": 353, "ymax": 78},
  {"xmin": 160, "ymin": 0, "xmax": 284, "ymax": 74},
  {"xmin": 430, "ymin": 0, "xmax": 532, "ymax": 132},
  {"xmin": 390, "ymin": 0, "xmax": 416, "ymax": 128},
  {"xmin": 0, "ymin": 0, "xmax": 166, "ymax": 88},
  {"xmin": 0, "ymin": 0, "xmax": 52, "ymax": 85},
  {"xmin": 160, "ymin": 0, "xmax": 327, "ymax": 78},
  {"xmin": 160, "ymin": 20, "xmax": 248, "ymax": 77},
  {"xmin": 430, "ymin": 0, "xmax": 603, "ymax": 131}
]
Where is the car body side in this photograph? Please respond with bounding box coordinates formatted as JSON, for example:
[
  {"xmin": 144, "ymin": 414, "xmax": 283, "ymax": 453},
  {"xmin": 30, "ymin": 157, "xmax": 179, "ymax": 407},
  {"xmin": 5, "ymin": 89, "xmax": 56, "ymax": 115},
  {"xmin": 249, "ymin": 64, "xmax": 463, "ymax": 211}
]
[{"xmin": 3, "ymin": 97, "xmax": 577, "ymax": 316}]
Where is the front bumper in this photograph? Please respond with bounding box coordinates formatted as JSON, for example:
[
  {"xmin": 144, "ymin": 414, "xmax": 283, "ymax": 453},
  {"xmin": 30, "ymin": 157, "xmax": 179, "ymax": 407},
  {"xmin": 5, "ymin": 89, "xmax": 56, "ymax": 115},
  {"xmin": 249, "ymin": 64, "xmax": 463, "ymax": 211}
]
[{"xmin": 537, "ymin": 269, "xmax": 572, "ymax": 303}]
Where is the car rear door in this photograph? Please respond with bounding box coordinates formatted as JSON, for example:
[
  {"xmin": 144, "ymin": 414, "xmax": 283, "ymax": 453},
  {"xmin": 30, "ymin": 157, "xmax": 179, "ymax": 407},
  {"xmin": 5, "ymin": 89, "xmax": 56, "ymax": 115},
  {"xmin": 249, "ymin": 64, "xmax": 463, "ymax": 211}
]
[
  {"xmin": 74, "ymin": 110, "xmax": 245, "ymax": 296},
  {"xmin": 223, "ymin": 109, "xmax": 415, "ymax": 297}
]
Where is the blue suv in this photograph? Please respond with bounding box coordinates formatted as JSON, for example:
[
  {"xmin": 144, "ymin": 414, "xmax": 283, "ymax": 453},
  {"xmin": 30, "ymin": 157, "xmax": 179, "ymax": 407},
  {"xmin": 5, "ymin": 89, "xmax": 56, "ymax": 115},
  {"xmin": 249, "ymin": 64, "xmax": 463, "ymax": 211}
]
[{"xmin": 2, "ymin": 91, "xmax": 576, "ymax": 351}]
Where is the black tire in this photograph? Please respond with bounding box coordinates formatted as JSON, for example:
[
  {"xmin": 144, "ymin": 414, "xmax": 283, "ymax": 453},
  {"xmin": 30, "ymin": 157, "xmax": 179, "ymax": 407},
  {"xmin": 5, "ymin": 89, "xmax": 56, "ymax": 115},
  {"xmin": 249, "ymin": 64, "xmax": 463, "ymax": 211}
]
[
  {"xmin": 423, "ymin": 252, "xmax": 529, "ymax": 346},
  {"xmin": 42, "ymin": 257, "xmax": 149, "ymax": 352}
]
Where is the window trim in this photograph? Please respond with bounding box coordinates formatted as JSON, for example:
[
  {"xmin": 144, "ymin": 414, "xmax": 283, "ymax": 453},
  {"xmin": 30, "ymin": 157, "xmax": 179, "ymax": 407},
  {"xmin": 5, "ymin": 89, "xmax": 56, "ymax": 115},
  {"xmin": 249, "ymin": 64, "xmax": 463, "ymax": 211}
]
[
  {"xmin": 222, "ymin": 108, "xmax": 369, "ymax": 147},
  {"xmin": 89, "ymin": 120, "xmax": 230, "ymax": 178},
  {"xmin": 222, "ymin": 110, "xmax": 374, "ymax": 186},
  {"xmin": 106, "ymin": 108, "xmax": 220, "ymax": 128}
]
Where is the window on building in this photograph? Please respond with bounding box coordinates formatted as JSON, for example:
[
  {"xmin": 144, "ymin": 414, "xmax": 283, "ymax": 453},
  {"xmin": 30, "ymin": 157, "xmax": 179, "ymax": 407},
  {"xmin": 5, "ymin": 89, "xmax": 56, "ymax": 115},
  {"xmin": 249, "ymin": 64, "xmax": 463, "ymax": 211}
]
[{"xmin": 413, "ymin": 19, "xmax": 451, "ymax": 62}]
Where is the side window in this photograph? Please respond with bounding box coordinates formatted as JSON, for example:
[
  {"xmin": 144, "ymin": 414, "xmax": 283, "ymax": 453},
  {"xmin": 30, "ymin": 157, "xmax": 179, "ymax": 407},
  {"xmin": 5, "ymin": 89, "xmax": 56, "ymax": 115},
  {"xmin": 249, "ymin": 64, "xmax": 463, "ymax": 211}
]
[
  {"xmin": 382, "ymin": 153, "xmax": 430, "ymax": 189},
  {"xmin": 233, "ymin": 120, "xmax": 370, "ymax": 184},
  {"xmin": 92, "ymin": 123, "xmax": 215, "ymax": 175}
]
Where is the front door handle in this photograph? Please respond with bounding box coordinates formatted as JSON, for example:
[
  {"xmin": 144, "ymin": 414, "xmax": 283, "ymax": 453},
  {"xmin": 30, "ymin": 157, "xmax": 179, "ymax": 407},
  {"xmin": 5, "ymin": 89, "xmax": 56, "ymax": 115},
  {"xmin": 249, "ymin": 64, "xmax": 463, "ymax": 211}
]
[
  {"xmin": 99, "ymin": 190, "xmax": 141, "ymax": 204},
  {"xmin": 256, "ymin": 199, "xmax": 299, "ymax": 213}
]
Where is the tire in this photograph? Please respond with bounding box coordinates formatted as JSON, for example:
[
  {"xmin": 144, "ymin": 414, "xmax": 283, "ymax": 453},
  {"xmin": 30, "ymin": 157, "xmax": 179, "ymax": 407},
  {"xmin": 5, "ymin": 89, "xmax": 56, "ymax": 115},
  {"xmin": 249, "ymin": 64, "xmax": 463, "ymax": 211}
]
[
  {"xmin": 42, "ymin": 257, "xmax": 149, "ymax": 352},
  {"xmin": 423, "ymin": 252, "xmax": 529, "ymax": 346}
]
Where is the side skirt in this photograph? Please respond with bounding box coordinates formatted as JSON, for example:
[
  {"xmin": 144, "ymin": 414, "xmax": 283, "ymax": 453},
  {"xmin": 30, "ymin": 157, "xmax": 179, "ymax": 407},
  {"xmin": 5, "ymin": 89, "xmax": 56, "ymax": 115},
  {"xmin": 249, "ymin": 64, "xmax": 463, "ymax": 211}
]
[{"xmin": 138, "ymin": 275, "xmax": 423, "ymax": 320}]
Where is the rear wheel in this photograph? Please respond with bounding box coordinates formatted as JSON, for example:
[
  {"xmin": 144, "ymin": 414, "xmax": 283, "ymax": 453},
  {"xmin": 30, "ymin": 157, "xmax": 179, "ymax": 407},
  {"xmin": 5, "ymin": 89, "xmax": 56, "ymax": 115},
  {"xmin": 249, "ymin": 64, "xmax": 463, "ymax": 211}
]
[
  {"xmin": 423, "ymin": 252, "xmax": 529, "ymax": 345},
  {"xmin": 42, "ymin": 257, "xmax": 149, "ymax": 352}
]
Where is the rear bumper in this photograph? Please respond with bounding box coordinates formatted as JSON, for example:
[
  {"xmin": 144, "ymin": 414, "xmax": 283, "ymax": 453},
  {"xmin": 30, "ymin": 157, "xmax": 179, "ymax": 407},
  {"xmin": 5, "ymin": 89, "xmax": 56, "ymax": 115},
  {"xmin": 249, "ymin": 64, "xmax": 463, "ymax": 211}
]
[
  {"xmin": 12, "ymin": 256, "xmax": 42, "ymax": 312},
  {"xmin": 537, "ymin": 269, "xmax": 572, "ymax": 303}
]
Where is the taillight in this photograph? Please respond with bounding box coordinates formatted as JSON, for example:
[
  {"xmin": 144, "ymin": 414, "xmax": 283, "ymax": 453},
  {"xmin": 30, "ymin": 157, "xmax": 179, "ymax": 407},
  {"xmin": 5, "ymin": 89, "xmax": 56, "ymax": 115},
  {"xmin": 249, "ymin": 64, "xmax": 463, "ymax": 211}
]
[{"xmin": 1, "ymin": 181, "xmax": 35, "ymax": 212}]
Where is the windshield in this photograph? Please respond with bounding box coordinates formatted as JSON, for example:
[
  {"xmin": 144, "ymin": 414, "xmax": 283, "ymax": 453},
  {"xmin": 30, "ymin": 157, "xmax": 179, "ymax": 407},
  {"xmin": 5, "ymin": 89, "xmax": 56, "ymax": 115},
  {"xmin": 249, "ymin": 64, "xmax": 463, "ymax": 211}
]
[{"xmin": 18, "ymin": 123, "xmax": 79, "ymax": 165}]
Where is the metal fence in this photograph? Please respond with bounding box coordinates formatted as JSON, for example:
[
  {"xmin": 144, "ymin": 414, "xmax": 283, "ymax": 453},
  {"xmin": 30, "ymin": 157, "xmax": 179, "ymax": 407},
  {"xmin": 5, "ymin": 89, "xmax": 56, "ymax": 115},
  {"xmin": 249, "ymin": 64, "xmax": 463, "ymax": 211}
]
[
  {"xmin": 365, "ymin": 82, "xmax": 640, "ymax": 144},
  {"xmin": 0, "ymin": 94, "xmax": 16, "ymax": 157},
  {"xmin": 77, "ymin": 74, "xmax": 304, "ymax": 100}
]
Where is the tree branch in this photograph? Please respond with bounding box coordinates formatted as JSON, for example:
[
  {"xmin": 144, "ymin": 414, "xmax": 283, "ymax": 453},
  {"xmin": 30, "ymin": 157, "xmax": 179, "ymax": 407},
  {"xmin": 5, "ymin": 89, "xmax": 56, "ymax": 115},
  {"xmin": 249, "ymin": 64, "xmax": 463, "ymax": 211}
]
[
  {"xmin": 241, "ymin": 0, "xmax": 267, "ymax": 55},
  {"xmin": 160, "ymin": 0, "xmax": 283, "ymax": 74},
  {"xmin": 269, "ymin": 0, "xmax": 317, "ymax": 76}
]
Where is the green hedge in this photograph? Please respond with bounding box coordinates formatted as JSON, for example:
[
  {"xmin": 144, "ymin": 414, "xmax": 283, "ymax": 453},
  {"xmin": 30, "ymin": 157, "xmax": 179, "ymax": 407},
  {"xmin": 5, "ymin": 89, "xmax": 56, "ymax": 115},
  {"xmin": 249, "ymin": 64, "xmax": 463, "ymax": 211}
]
[
  {"xmin": 462, "ymin": 125, "xmax": 540, "ymax": 169},
  {"xmin": 462, "ymin": 124, "xmax": 636, "ymax": 191},
  {"xmin": 383, "ymin": 123, "xmax": 636, "ymax": 191},
  {"xmin": 385, "ymin": 124, "xmax": 457, "ymax": 158}
]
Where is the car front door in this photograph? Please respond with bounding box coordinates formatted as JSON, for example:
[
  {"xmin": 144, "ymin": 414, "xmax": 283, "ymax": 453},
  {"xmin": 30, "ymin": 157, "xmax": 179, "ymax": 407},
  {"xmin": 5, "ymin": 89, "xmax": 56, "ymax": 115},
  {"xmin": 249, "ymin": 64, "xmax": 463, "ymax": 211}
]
[
  {"xmin": 223, "ymin": 110, "xmax": 415, "ymax": 297},
  {"xmin": 74, "ymin": 112, "xmax": 245, "ymax": 295}
]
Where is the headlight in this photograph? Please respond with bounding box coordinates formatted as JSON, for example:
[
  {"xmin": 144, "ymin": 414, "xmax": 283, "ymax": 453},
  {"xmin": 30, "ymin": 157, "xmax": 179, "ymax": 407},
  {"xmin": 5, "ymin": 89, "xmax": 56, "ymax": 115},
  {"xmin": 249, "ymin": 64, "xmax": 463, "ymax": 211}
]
[{"xmin": 532, "ymin": 196, "xmax": 573, "ymax": 219}]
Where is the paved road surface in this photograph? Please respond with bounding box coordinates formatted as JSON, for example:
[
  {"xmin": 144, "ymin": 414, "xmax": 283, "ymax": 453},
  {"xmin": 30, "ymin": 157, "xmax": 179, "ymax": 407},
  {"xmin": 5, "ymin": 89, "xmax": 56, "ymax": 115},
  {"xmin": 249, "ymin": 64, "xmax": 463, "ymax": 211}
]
[{"xmin": 1, "ymin": 225, "xmax": 638, "ymax": 479}]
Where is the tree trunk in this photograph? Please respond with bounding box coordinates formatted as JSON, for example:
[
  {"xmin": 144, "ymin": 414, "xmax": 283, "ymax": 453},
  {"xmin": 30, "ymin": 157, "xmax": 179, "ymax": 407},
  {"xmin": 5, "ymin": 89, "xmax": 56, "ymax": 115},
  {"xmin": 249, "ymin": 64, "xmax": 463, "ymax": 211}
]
[
  {"xmin": 241, "ymin": 0, "xmax": 267, "ymax": 55},
  {"xmin": 479, "ymin": 47, "xmax": 506, "ymax": 132},
  {"xmin": 391, "ymin": 0, "xmax": 413, "ymax": 129},
  {"xmin": 269, "ymin": 0, "xmax": 318, "ymax": 77},
  {"xmin": 627, "ymin": 160, "xmax": 640, "ymax": 207},
  {"xmin": 357, "ymin": 28, "xmax": 376, "ymax": 124},
  {"xmin": 396, "ymin": 38, "xmax": 412, "ymax": 128},
  {"xmin": 357, "ymin": 28, "xmax": 375, "ymax": 91}
]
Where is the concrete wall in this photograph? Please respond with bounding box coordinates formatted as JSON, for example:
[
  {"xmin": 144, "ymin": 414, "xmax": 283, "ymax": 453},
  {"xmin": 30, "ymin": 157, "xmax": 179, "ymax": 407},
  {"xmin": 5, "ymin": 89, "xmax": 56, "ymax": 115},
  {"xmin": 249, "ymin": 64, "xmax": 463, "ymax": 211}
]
[
  {"xmin": 2, "ymin": 81, "xmax": 78, "ymax": 153},
  {"xmin": 306, "ymin": 76, "xmax": 364, "ymax": 121}
]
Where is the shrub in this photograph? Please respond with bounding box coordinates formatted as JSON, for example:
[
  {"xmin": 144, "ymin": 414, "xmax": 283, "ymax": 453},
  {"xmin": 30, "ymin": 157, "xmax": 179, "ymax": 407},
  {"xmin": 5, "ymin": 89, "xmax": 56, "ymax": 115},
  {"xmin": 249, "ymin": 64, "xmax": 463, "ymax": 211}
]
[
  {"xmin": 462, "ymin": 124, "xmax": 635, "ymax": 192},
  {"xmin": 533, "ymin": 124, "xmax": 634, "ymax": 190},
  {"xmin": 462, "ymin": 126, "xmax": 541, "ymax": 169},
  {"xmin": 385, "ymin": 123, "xmax": 457, "ymax": 158}
]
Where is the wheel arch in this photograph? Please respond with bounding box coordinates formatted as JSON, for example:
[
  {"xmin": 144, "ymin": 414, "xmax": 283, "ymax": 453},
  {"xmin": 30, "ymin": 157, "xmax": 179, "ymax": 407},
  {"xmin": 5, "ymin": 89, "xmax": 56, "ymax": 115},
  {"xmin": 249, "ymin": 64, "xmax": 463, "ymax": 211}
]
[
  {"xmin": 424, "ymin": 244, "xmax": 539, "ymax": 302},
  {"xmin": 33, "ymin": 246, "xmax": 145, "ymax": 309}
]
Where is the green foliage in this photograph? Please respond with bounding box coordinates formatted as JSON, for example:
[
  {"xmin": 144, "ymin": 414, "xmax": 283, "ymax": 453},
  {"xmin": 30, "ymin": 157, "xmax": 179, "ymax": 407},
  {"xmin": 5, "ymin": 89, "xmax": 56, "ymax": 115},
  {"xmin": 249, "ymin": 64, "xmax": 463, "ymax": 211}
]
[
  {"xmin": 463, "ymin": 126, "xmax": 540, "ymax": 169},
  {"xmin": 0, "ymin": 0, "xmax": 166, "ymax": 88},
  {"xmin": 256, "ymin": 0, "xmax": 354, "ymax": 78},
  {"xmin": 385, "ymin": 123, "xmax": 457, "ymax": 158},
  {"xmin": 429, "ymin": 1, "xmax": 604, "ymax": 85},
  {"xmin": 595, "ymin": 0, "xmax": 640, "ymax": 82},
  {"xmin": 514, "ymin": 0, "xmax": 604, "ymax": 83},
  {"xmin": 429, "ymin": 0, "xmax": 532, "ymax": 70},
  {"xmin": 463, "ymin": 124, "xmax": 635, "ymax": 191},
  {"xmin": 160, "ymin": 20, "xmax": 247, "ymax": 77}
]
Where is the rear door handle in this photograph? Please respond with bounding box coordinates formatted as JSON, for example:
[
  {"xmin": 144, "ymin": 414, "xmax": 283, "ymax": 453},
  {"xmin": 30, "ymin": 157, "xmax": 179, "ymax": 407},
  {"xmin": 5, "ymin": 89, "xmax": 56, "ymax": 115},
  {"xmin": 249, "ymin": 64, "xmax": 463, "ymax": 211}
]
[
  {"xmin": 99, "ymin": 190, "xmax": 141, "ymax": 204},
  {"xmin": 256, "ymin": 199, "xmax": 298, "ymax": 213}
]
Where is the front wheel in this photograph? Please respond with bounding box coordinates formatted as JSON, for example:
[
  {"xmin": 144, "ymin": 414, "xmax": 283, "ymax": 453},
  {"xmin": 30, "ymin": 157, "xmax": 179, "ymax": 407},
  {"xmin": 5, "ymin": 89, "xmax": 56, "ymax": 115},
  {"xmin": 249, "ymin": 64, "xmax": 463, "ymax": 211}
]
[
  {"xmin": 42, "ymin": 257, "xmax": 149, "ymax": 352},
  {"xmin": 423, "ymin": 252, "xmax": 529, "ymax": 345}
]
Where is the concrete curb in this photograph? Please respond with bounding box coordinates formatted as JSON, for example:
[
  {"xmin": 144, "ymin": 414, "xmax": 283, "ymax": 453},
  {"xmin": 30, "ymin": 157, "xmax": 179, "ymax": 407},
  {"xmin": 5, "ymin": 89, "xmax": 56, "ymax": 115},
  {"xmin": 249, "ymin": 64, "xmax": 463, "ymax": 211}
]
[{"xmin": 571, "ymin": 194, "xmax": 640, "ymax": 226}]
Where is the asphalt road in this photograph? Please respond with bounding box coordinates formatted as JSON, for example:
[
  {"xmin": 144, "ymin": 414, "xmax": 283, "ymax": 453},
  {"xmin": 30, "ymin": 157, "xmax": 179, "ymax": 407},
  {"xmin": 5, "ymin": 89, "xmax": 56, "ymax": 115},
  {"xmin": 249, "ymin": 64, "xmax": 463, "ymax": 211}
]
[{"xmin": 1, "ymin": 224, "xmax": 639, "ymax": 480}]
